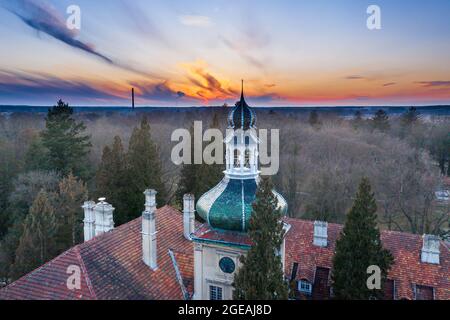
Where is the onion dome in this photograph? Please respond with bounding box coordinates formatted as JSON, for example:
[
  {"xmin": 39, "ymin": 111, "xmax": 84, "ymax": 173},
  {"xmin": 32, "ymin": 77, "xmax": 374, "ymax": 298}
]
[
  {"xmin": 227, "ymin": 81, "xmax": 256, "ymax": 130},
  {"xmin": 196, "ymin": 177, "xmax": 288, "ymax": 232}
]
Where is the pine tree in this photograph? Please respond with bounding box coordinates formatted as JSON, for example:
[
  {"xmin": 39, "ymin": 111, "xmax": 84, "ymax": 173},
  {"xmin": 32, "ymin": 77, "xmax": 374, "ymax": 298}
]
[
  {"xmin": 10, "ymin": 190, "xmax": 57, "ymax": 280},
  {"xmin": 95, "ymin": 136, "xmax": 128, "ymax": 225},
  {"xmin": 401, "ymin": 107, "xmax": 420, "ymax": 127},
  {"xmin": 308, "ymin": 110, "xmax": 321, "ymax": 128},
  {"xmin": 55, "ymin": 173, "xmax": 88, "ymax": 251},
  {"xmin": 233, "ymin": 177, "xmax": 289, "ymax": 300},
  {"xmin": 352, "ymin": 110, "xmax": 364, "ymax": 129},
  {"xmin": 372, "ymin": 109, "xmax": 390, "ymax": 131},
  {"xmin": 125, "ymin": 118, "xmax": 167, "ymax": 220},
  {"xmin": 41, "ymin": 99, "xmax": 92, "ymax": 178},
  {"xmin": 331, "ymin": 178, "xmax": 394, "ymax": 300}
]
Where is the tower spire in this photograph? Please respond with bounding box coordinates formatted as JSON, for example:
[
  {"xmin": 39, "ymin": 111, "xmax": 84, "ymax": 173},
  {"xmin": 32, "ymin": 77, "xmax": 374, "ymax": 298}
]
[{"xmin": 241, "ymin": 79, "xmax": 244, "ymax": 100}]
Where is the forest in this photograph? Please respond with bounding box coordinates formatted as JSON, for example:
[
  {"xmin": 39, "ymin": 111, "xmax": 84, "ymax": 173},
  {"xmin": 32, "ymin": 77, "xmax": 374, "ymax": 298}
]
[{"xmin": 0, "ymin": 101, "xmax": 449, "ymax": 285}]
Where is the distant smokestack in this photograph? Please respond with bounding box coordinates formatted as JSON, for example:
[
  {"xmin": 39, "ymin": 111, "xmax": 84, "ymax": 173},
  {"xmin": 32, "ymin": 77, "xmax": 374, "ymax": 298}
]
[{"xmin": 132, "ymin": 88, "xmax": 135, "ymax": 109}]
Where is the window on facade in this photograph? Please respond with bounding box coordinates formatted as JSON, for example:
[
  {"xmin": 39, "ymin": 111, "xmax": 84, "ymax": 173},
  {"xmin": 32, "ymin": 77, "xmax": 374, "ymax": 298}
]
[
  {"xmin": 244, "ymin": 149, "xmax": 250, "ymax": 168},
  {"xmin": 298, "ymin": 280, "xmax": 312, "ymax": 295},
  {"xmin": 210, "ymin": 285, "xmax": 223, "ymax": 300},
  {"xmin": 245, "ymin": 136, "xmax": 250, "ymax": 146},
  {"xmin": 234, "ymin": 149, "xmax": 240, "ymax": 168},
  {"xmin": 415, "ymin": 285, "xmax": 434, "ymax": 300},
  {"xmin": 234, "ymin": 136, "xmax": 238, "ymax": 145}
]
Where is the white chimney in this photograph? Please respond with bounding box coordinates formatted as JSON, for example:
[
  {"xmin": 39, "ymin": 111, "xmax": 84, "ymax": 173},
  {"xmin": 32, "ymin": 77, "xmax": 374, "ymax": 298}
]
[
  {"xmin": 183, "ymin": 194, "xmax": 195, "ymax": 240},
  {"xmin": 142, "ymin": 189, "xmax": 158, "ymax": 270},
  {"xmin": 82, "ymin": 201, "xmax": 96, "ymax": 242},
  {"xmin": 421, "ymin": 234, "xmax": 440, "ymax": 264},
  {"xmin": 93, "ymin": 198, "xmax": 115, "ymax": 236},
  {"xmin": 313, "ymin": 221, "xmax": 328, "ymax": 247}
]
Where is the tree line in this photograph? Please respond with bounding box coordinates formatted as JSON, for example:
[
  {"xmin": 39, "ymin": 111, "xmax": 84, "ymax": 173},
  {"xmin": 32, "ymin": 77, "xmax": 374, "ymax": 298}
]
[{"xmin": 0, "ymin": 101, "xmax": 448, "ymax": 286}]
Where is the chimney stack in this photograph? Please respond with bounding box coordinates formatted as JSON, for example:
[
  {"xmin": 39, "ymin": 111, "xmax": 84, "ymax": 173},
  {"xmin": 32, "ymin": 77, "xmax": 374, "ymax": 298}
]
[
  {"xmin": 313, "ymin": 221, "xmax": 328, "ymax": 247},
  {"xmin": 142, "ymin": 189, "xmax": 158, "ymax": 270},
  {"xmin": 183, "ymin": 194, "xmax": 195, "ymax": 240},
  {"xmin": 82, "ymin": 201, "xmax": 96, "ymax": 242},
  {"xmin": 93, "ymin": 198, "xmax": 115, "ymax": 236},
  {"xmin": 421, "ymin": 234, "xmax": 440, "ymax": 264}
]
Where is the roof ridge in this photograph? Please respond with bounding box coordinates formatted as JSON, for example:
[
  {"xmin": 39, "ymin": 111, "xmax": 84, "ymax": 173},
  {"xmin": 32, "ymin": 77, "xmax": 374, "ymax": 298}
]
[
  {"xmin": 73, "ymin": 246, "xmax": 97, "ymax": 299},
  {"xmin": 284, "ymin": 216, "xmax": 445, "ymax": 242}
]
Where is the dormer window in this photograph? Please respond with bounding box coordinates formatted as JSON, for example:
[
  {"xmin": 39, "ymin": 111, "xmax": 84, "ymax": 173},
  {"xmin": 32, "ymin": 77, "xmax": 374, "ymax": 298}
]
[{"xmin": 298, "ymin": 279, "xmax": 312, "ymax": 295}]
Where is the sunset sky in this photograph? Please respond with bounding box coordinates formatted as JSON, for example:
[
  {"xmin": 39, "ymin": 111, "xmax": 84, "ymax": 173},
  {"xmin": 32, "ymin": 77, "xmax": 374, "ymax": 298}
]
[{"xmin": 0, "ymin": 0, "xmax": 450, "ymax": 106}]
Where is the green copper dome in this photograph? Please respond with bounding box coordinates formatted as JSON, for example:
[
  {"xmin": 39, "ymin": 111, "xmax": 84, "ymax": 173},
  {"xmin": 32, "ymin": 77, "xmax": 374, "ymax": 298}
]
[{"xmin": 196, "ymin": 177, "xmax": 288, "ymax": 232}]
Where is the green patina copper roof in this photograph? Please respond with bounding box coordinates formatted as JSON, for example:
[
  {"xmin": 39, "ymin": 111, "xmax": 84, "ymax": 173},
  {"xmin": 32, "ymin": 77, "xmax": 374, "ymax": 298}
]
[{"xmin": 196, "ymin": 177, "xmax": 288, "ymax": 232}]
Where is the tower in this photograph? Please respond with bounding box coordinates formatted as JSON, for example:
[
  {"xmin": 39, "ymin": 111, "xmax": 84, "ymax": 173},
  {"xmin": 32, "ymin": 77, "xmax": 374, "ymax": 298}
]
[{"xmin": 192, "ymin": 82, "xmax": 288, "ymax": 300}]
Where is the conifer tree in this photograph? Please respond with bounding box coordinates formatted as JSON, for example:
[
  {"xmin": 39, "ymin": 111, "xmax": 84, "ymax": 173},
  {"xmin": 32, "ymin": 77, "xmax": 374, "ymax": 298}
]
[
  {"xmin": 233, "ymin": 177, "xmax": 288, "ymax": 300},
  {"xmin": 55, "ymin": 173, "xmax": 88, "ymax": 250},
  {"xmin": 352, "ymin": 110, "xmax": 364, "ymax": 129},
  {"xmin": 125, "ymin": 118, "xmax": 167, "ymax": 219},
  {"xmin": 95, "ymin": 136, "xmax": 129, "ymax": 224},
  {"xmin": 331, "ymin": 178, "xmax": 394, "ymax": 300},
  {"xmin": 308, "ymin": 110, "xmax": 321, "ymax": 128},
  {"xmin": 372, "ymin": 109, "xmax": 390, "ymax": 131},
  {"xmin": 41, "ymin": 100, "xmax": 92, "ymax": 178},
  {"xmin": 10, "ymin": 190, "xmax": 57, "ymax": 280},
  {"xmin": 401, "ymin": 107, "xmax": 420, "ymax": 127}
]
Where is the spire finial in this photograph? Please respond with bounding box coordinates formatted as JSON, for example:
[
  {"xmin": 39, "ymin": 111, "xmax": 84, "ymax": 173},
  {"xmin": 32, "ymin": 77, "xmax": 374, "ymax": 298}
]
[{"xmin": 241, "ymin": 79, "xmax": 244, "ymax": 100}]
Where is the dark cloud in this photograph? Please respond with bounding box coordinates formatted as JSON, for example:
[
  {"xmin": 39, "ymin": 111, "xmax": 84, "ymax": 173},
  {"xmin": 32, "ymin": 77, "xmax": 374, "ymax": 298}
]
[
  {"xmin": 415, "ymin": 81, "xmax": 450, "ymax": 87},
  {"xmin": 345, "ymin": 75, "xmax": 365, "ymax": 80},
  {"xmin": 1, "ymin": 0, "xmax": 113, "ymax": 63},
  {"xmin": 248, "ymin": 93, "xmax": 282, "ymax": 103},
  {"xmin": 383, "ymin": 82, "xmax": 396, "ymax": 87},
  {"xmin": 131, "ymin": 81, "xmax": 187, "ymax": 101},
  {"xmin": 0, "ymin": 70, "xmax": 121, "ymax": 102}
]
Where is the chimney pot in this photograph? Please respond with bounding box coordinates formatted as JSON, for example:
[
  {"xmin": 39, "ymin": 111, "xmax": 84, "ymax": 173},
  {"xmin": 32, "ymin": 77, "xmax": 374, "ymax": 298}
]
[
  {"xmin": 82, "ymin": 201, "xmax": 96, "ymax": 242},
  {"xmin": 142, "ymin": 189, "xmax": 158, "ymax": 270},
  {"xmin": 93, "ymin": 198, "xmax": 115, "ymax": 236},
  {"xmin": 183, "ymin": 194, "xmax": 195, "ymax": 240}
]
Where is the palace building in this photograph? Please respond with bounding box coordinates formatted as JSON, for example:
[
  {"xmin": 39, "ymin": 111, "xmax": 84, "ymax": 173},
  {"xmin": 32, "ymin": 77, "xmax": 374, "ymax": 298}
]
[{"xmin": 0, "ymin": 88, "xmax": 448, "ymax": 300}]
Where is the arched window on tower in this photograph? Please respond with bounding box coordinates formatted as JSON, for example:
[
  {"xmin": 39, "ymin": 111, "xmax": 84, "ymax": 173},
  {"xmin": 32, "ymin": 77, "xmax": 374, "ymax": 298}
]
[
  {"xmin": 245, "ymin": 136, "xmax": 250, "ymax": 146},
  {"xmin": 234, "ymin": 149, "xmax": 240, "ymax": 168},
  {"xmin": 244, "ymin": 149, "xmax": 250, "ymax": 169},
  {"xmin": 234, "ymin": 136, "xmax": 238, "ymax": 146}
]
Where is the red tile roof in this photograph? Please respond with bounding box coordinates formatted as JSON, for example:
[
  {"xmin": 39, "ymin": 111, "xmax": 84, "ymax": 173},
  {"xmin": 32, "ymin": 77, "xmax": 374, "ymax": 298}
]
[
  {"xmin": 284, "ymin": 218, "xmax": 450, "ymax": 300},
  {"xmin": 1, "ymin": 206, "xmax": 448, "ymax": 300},
  {"xmin": 192, "ymin": 224, "xmax": 253, "ymax": 248},
  {"xmin": 0, "ymin": 206, "xmax": 197, "ymax": 300}
]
